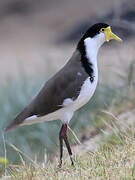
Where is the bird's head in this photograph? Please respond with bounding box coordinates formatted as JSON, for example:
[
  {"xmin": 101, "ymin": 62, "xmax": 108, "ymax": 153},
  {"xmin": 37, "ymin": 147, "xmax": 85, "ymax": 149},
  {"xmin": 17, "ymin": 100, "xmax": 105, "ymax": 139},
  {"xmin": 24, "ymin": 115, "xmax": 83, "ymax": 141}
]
[{"xmin": 77, "ymin": 23, "xmax": 122, "ymax": 51}]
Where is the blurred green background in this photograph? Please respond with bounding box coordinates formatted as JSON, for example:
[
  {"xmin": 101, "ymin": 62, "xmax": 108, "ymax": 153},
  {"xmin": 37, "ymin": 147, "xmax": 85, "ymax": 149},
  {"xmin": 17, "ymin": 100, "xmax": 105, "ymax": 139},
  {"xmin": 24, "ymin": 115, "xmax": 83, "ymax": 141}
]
[{"xmin": 0, "ymin": 0, "xmax": 135, "ymax": 163}]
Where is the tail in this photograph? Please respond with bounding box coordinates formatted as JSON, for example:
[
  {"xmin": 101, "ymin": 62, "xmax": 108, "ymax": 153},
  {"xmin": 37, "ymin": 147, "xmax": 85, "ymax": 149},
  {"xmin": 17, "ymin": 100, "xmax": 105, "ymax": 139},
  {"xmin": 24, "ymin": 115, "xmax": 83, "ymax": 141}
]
[
  {"xmin": 4, "ymin": 107, "xmax": 33, "ymax": 132},
  {"xmin": 4, "ymin": 122, "xmax": 20, "ymax": 132}
]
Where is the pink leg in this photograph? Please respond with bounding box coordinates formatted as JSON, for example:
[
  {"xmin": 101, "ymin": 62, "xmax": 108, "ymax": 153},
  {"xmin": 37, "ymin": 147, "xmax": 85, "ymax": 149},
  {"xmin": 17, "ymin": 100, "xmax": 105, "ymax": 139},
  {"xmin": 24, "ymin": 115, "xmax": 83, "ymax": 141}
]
[{"xmin": 59, "ymin": 124, "xmax": 74, "ymax": 167}]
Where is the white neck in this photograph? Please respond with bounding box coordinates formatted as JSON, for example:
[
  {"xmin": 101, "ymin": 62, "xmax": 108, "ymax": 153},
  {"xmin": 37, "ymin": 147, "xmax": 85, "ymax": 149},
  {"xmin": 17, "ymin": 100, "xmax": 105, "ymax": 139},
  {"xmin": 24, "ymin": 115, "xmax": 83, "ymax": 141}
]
[{"xmin": 84, "ymin": 33, "xmax": 106, "ymax": 63}]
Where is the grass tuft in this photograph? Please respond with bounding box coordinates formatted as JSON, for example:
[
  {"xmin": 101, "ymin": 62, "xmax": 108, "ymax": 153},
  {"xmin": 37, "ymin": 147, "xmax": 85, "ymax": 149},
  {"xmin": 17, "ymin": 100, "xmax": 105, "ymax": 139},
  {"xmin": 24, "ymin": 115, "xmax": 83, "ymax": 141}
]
[{"xmin": 1, "ymin": 126, "xmax": 135, "ymax": 179}]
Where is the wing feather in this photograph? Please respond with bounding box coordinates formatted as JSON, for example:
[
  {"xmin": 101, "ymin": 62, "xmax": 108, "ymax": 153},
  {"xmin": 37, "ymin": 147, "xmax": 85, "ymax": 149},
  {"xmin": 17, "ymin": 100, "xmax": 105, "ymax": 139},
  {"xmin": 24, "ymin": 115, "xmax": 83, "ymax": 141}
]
[{"xmin": 5, "ymin": 50, "xmax": 88, "ymax": 131}]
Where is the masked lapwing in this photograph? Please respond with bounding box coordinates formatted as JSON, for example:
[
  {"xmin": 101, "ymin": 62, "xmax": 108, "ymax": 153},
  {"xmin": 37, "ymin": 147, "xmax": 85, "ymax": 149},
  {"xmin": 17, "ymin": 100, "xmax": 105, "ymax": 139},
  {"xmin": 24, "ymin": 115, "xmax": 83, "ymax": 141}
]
[{"xmin": 5, "ymin": 23, "xmax": 122, "ymax": 167}]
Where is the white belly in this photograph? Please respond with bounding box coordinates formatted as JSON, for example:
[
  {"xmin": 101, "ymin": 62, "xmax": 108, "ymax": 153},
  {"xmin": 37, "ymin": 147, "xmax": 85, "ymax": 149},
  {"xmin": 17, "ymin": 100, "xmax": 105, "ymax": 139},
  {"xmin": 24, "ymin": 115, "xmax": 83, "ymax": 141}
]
[{"xmin": 22, "ymin": 76, "xmax": 98, "ymax": 126}]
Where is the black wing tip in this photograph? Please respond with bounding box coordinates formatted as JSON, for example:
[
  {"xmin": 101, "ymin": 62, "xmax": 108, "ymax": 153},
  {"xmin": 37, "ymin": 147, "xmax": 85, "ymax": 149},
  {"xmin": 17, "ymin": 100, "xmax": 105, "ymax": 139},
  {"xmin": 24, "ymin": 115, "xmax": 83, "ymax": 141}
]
[
  {"xmin": 4, "ymin": 125, "xmax": 12, "ymax": 133},
  {"xmin": 4, "ymin": 123, "xmax": 19, "ymax": 133}
]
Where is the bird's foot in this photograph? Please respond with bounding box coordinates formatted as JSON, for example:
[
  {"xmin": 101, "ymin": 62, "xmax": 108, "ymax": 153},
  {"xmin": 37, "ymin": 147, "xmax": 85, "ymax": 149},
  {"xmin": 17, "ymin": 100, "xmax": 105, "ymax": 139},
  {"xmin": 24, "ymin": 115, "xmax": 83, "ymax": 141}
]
[
  {"xmin": 71, "ymin": 160, "xmax": 74, "ymax": 166},
  {"xmin": 58, "ymin": 160, "xmax": 62, "ymax": 168},
  {"xmin": 70, "ymin": 155, "xmax": 74, "ymax": 166}
]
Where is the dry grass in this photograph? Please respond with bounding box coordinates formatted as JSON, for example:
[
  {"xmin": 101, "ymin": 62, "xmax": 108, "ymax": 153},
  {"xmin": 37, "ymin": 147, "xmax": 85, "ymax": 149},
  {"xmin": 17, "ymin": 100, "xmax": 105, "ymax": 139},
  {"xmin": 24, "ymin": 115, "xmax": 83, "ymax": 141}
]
[{"xmin": 1, "ymin": 123, "xmax": 135, "ymax": 180}]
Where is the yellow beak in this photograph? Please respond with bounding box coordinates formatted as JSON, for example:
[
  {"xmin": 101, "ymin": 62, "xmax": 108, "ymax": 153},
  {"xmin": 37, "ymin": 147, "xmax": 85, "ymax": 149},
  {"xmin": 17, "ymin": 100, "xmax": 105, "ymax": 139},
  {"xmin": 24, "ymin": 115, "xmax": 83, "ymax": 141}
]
[{"xmin": 104, "ymin": 26, "xmax": 122, "ymax": 42}]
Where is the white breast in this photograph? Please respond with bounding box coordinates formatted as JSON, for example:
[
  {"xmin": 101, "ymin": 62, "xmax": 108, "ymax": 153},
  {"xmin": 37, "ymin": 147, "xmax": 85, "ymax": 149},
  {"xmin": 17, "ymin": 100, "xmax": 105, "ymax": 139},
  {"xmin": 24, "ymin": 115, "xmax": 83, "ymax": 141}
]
[{"xmin": 73, "ymin": 76, "xmax": 98, "ymax": 110}]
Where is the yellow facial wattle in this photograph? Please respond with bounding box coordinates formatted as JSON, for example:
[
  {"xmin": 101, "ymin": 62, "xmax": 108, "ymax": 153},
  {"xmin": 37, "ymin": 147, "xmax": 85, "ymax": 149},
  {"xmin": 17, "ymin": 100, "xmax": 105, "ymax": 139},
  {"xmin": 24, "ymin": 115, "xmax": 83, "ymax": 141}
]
[{"xmin": 102, "ymin": 26, "xmax": 122, "ymax": 42}]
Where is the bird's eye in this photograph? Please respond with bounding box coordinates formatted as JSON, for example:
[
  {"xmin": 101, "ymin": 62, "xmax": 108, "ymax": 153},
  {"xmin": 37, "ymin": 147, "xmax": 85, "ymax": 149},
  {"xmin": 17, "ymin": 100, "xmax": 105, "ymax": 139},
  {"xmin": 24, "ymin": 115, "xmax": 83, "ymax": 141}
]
[{"xmin": 100, "ymin": 28, "xmax": 105, "ymax": 32}]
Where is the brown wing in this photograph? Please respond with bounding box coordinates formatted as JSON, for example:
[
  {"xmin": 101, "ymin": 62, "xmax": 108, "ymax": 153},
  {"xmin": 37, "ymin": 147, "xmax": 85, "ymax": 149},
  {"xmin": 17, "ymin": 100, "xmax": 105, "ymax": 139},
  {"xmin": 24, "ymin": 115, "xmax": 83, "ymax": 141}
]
[
  {"xmin": 5, "ymin": 50, "xmax": 88, "ymax": 131},
  {"xmin": 31, "ymin": 50, "xmax": 88, "ymax": 116}
]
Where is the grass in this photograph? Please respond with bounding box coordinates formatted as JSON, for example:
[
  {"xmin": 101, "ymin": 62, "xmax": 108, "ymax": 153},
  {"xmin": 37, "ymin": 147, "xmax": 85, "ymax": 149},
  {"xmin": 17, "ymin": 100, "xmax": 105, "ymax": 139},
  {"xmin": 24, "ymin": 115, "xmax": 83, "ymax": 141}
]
[
  {"xmin": 1, "ymin": 123, "xmax": 135, "ymax": 180},
  {"xmin": 1, "ymin": 90, "xmax": 135, "ymax": 179}
]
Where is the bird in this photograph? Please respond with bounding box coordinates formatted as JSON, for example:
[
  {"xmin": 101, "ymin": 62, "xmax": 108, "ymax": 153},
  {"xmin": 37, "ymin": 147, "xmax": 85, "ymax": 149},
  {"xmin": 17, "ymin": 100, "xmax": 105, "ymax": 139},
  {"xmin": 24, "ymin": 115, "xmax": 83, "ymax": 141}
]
[{"xmin": 5, "ymin": 23, "xmax": 122, "ymax": 167}]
